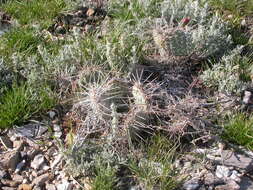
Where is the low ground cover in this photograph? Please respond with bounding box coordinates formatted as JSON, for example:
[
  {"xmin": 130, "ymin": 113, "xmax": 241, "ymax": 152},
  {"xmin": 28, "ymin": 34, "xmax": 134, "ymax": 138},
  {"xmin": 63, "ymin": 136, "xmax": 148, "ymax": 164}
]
[{"xmin": 0, "ymin": 0, "xmax": 252, "ymax": 189}]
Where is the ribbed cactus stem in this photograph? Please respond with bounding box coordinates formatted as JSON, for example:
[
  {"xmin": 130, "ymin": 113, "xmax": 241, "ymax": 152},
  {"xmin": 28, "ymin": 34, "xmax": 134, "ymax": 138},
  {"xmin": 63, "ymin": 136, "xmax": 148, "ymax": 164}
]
[{"xmin": 132, "ymin": 82, "xmax": 148, "ymax": 111}]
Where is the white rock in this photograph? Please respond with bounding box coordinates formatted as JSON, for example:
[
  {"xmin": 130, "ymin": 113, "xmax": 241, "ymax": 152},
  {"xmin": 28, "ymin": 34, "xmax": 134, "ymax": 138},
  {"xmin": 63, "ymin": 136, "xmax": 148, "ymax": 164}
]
[
  {"xmin": 51, "ymin": 154, "xmax": 63, "ymax": 169},
  {"xmin": 15, "ymin": 160, "xmax": 26, "ymax": 173},
  {"xmin": 46, "ymin": 183, "xmax": 56, "ymax": 190},
  {"xmin": 53, "ymin": 125, "xmax": 62, "ymax": 138},
  {"xmin": 56, "ymin": 180, "xmax": 73, "ymax": 190},
  {"xmin": 183, "ymin": 178, "xmax": 200, "ymax": 190},
  {"xmin": 241, "ymin": 19, "xmax": 246, "ymax": 27},
  {"xmin": 194, "ymin": 148, "xmax": 207, "ymax": 154},
  {"xmin": 42, "ymin": 164, "xmax": 50, "ymax": 171},
  {"xmin": 32, "ymin": 173, "xmax": 50, "ymax": 187},
  {"xmin": 229, "ymin": 170, "xmax": 241, "ymax": 182},
  {"xmin": 53, "ymin": 124, "xmax": 61, "ymax": 132},
  {"xmin": 0, "ymin": 170, "xmax": 7, "ymax": 179},
  {"xmin": 10, "ymin": 136, "xmax": 17, "ymax": 142},
  {"xmin": 22, "ymin": 178, "xmax": 28, "ymax": 184},
  {"xmin": 216, "ymin": 165, "xmax": 231, "ymax": 178},
  {"xmin": 48, "ymin": 111, "xmax": 56, "ymax": 119},
  {"xmin": 31, "ymin": 154, "xmax": 45, "ymax": 170}
]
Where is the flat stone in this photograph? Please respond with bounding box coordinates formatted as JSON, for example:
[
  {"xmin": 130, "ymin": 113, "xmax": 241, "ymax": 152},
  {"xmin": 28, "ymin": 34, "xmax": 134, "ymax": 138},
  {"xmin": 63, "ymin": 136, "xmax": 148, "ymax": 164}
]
[
  {"xmin": 215, "ymin": 180, "xmax": 240, "ymax": 190},
  {"xmin": 0, "ymin": 136, "xmax": 13, "ymax": 149},
  {"xmin": 183, "ymin": 178, "xmax": 200, "ymax": 190},
  {"xmin": 8, "ymin": 123, "xmax": 48, "ymax": 138},
  {"xmin": 0, "ymin": 150, "xmax": 21, "ymax": 170},
  {"xmin": 32, "ymin": 173, "xmax": 50, "ymax": 187},
  {"xmin": 204, "ymin": 173, "xmax": 224, "ymax": 186},
  {"xmin": 216, "ymin": 165, "xmax": 231, "ymax": 178},
  {"xmin": 31, "ymin": 154, "xmax": 45, "ymax": 170},
  {"xmin": 221, "ymin": 150, "xmax": 253, "ymax": 171}
]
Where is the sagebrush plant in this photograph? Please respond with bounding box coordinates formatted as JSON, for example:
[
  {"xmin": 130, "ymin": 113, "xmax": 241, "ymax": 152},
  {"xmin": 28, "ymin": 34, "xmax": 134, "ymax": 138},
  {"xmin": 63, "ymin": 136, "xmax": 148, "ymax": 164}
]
[
  {"xmin": 0, "ymin": 83, "xmax": 55, "ymax": 129},
  {"xmin": 222, "ymin": 113, "xmax": 253, "ymax": 151},
  {"xmin": 201, "ymin": 46, "xmax": 252, "ymax": 94},
  {"xmin": 62, "ymin": 138, "xmax": 125, "ymax": 183}
]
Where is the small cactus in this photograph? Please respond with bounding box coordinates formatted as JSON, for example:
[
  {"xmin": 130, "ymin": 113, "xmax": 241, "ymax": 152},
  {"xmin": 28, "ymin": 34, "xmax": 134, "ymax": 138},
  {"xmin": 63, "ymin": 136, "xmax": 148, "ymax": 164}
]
[
  {"xmin": 78, "ymin": 78, "xmax": 120, "ymax": 121},
  {"xmin": 152, "ymin": 28, "xmax": 167, "ymax": 57},
  {"xmin": 124, "ymin": 108, "xmax": 153, "ymax": 142},
  {"xmin": 131, "ymin": 72, "xmax": 162, "ymax": 112}
]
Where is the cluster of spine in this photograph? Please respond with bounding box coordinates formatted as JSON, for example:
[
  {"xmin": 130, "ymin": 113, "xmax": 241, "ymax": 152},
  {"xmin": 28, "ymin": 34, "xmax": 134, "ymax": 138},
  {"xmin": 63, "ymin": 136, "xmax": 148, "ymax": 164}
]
[{"xmin": 73, "ymin": 72, "xmax": 167, "ymax": 143}]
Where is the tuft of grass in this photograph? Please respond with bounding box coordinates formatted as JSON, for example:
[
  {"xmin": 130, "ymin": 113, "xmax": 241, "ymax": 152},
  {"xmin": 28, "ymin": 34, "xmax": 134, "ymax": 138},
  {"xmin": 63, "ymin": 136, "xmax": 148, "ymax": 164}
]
[
  {"xmin": 0, "ymin": 27, "xmax": 65, "ymax": 58},
  {"xmin": 209, "ymin": 0, "xmax": 253, "ymax": 20},
  {"xmin": 128, "ymin": 134, "xmax": 181, "ymax": 190},
  {"xmin": 108, "ymin": 0, "xmax": 162, "ymax": 22},
  {"xmin": 222, "ymin": 113, "xmax": 253, "ymax": 151},
  {"xmin": 0, "ymin": 83, "xmax": 56, "ymax": 129},
  {"xmin": 92, "ymin": 161, "xmax": 117, "ymax": 190},
  {"xmin": 0, "ymin": 0, "xmax": 67, "ymax": 27},
  {"xmin": 0, "ymin": 27, "xmax": 44, "ymax": 57}
]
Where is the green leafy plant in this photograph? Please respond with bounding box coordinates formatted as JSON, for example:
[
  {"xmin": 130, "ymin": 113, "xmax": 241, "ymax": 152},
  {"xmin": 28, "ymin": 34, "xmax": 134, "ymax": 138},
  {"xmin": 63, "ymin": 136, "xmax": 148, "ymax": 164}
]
[
  {"xmin": 0, "ymin": 27, "xmax": 45, "ymax": 58},
  {"xmin": 108, "ymin": 0, "xmax": 162, "ymax": 22},
  {"xmin": 1, "ymin": 0, "xmax": 67, "ymax": 27},
  {"xmin": 0, "ymin": 83, "xmax": 56, "ymax": 129},
  {"xmin": 222, "ymin": 113, "xmax": 253, "ymax": 151},
  {"xmin": 92, "ymin": 161, "xmax": 117, "ymax": 190},
  {"xmin": 208, "ymin": 0, "xmax": 253, "ymax": 20}
]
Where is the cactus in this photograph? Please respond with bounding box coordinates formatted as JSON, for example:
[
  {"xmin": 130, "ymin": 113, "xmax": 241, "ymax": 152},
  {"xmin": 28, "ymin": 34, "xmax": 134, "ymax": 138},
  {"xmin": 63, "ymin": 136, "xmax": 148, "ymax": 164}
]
[
  {"xmin": 124, "ymin": 108, "xmax": 153, "ymax": 142},
  {"xmin": 151, "ymin": 0, "xmax": 232, "ymax": 60},
  {"xmin": 74, "ymin": 77, "xmax": 130, "ymax": 140},
  {"xmin": 131, "ymin": 72, "xmax": 162, "ymax": 112}
]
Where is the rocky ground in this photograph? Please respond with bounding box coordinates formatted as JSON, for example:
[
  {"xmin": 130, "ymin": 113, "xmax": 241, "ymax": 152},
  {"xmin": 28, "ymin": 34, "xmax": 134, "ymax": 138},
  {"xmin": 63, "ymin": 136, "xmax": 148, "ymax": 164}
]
[
  {"xmin": 0, "ymin": 111, "xmax": 79, "ymax": 190},
  {"xmin": 1, "ymin": 115, "xmax": 253, "ymax": 190}
]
